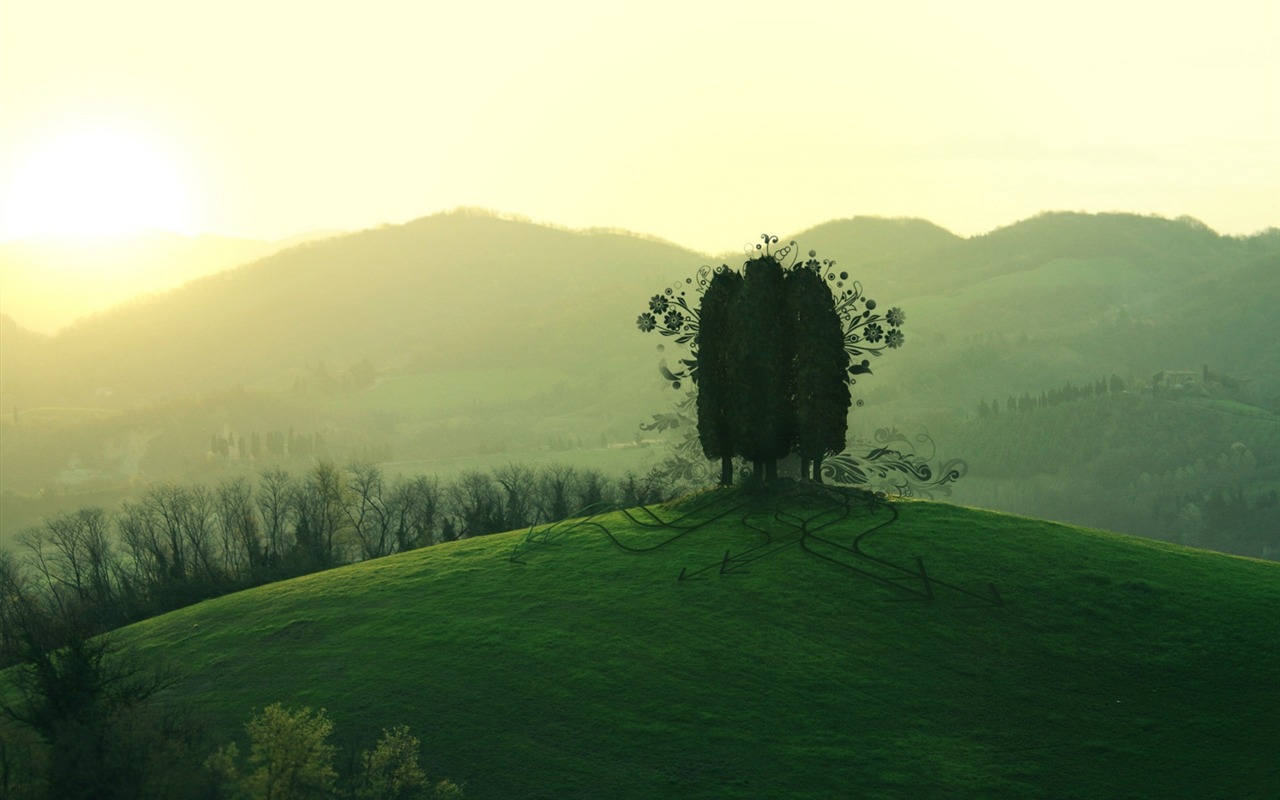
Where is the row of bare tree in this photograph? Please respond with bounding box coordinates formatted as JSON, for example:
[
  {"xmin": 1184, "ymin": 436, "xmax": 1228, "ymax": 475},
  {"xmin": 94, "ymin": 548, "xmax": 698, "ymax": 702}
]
[{"xmin": 1, "ymin": 461, "xmax": 675, "ymax": 666}]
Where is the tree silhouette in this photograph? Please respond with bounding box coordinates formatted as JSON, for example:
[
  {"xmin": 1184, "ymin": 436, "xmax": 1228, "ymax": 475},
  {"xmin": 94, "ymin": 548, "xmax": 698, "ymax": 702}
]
[
  {"xmin": 785, "ymin": 264, "xmax": 849, "ymax": 481},
  {"xmin": 637, "ymin": 235, "xmax": 907, "ymax": 485},
  {"xmin": 731, "ymin": 254, "xmax": 794, "ymax": 481},
  {"xmin": 695, "ymin": 268, "xmax": 742, "ymax": 486}
]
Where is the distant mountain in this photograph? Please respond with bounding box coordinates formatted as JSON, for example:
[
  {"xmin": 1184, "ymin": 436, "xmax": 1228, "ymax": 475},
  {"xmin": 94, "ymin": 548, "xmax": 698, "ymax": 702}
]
[
  {"xmin": 1, "ymin": 211, "xmax": 700, "ymax": 405},
  {"xmin": 0, "ymin": 229, "xmax": 339, "ymax": 333},
  {"xmin": 0, "ymin": 314, "xmax": 48, "ymax": 395},
  {"xmin": 831, "ymin": 213, "xmax": 1280, "ymax": 413},
  {"xmin": 792, "ymin": 211, "xmax": 1263, "ymax": 298},
  {"xmin": 782, "ymin": 216, "xmax": 963, "ymax": 291},
  {"xmin": 4, "ymin": 209, "xmax": 1276, "ymax": 410}
]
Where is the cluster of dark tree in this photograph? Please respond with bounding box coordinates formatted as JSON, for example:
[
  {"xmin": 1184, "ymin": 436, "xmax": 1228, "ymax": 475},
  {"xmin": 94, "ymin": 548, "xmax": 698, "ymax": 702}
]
[
  {"xmin": 1151, "ymin": 482, "xmax": 1278, "ymax": 555},
  {"xmin": 694, "ymin": 255, "xmax": 851, "ymax": 484},
  {"xmin": 293, "ymin": 358, "xmax": 379, "ymax": 395},
  {"xmin": 0, "ymin": 461, "xmax": 678, "ymax": 668},
  {"xmin": 208, "ymin": 428, "xmax": 332, "ymax": 460},
  {"xmin": 640, "ymin": 248, "xmax": 905, "ymax": 485},
  {"xmin": 0, "ymin": 598, "xmax": 209, "ymax": 799},
  {"xmin": 0, "ymin": 596, "xmax": 463, "ymax": 798},
  {"xmin": 976, "ymin": 375, "xmax": 1128, "ymax": 418}
]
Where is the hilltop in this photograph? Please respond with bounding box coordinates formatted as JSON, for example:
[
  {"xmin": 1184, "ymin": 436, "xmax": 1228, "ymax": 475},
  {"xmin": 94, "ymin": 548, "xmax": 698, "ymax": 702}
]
[{"xmin": 115, "ymin": 492, "xmax": 1280, "ymax": 799}]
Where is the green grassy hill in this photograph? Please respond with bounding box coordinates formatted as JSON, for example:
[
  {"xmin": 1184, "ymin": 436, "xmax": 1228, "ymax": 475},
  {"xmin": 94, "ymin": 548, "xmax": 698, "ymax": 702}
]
[{"xmin": 117, "ymin": 489, "xmax": 1280, "ymax": 799}]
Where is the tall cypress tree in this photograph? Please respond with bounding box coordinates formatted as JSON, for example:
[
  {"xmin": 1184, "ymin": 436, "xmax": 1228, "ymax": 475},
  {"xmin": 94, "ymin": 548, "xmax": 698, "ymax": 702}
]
[
  {"xmin": 695, "ymin": 268, "xmax": 742, "ymax": 485},
  {"xmin": 730, "ymin": 255, "xmax": 794, "ymax": 480},
  {"xmin": 785, "ymin": 266, "xmax": 849, "ymax": 481}
]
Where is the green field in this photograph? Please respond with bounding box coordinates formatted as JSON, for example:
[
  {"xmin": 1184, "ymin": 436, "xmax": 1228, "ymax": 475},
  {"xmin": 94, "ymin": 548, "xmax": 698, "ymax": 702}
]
[
  {"xmin": 1177, "ymin": 395, "xmax": 1279, "ymax": 422},
  {"xmin": 111, "ymin": 488, "xmax": 1280, "ymax": 799}
]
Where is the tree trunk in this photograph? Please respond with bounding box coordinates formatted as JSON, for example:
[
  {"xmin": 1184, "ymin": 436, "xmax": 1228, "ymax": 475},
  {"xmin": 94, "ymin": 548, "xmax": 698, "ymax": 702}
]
[
  {"xmin": 720, "ymin": 456, "xmax": 734, "ymax": 486},
  {"xmin": 813, "ymin": 456, "xmax": 824, "ymax": 483}
]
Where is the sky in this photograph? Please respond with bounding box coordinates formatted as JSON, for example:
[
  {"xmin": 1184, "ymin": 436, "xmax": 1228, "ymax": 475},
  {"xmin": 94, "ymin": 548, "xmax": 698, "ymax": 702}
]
[{"xmin": 2, "ymin": 0, "xmax": 1278, "ymax": 252}]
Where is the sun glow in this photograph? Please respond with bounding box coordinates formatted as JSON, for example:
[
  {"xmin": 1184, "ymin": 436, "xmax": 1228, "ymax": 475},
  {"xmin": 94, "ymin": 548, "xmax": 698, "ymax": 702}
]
[{"xmin": 1, "ymin": 121, "xmax": 198, "ymax": 240}]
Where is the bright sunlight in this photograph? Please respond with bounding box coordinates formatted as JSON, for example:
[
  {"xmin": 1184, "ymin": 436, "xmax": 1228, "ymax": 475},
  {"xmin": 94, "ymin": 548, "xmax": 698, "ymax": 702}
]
[{"xmin": 0, "ymin": 120, "xmax": 197, "ymax": 240}]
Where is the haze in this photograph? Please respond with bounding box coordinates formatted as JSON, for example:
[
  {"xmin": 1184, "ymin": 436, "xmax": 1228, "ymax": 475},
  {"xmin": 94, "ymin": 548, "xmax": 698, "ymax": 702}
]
[{"xmin": 2, "ymin": 0, "xmax": 1278, "ymax": 256}]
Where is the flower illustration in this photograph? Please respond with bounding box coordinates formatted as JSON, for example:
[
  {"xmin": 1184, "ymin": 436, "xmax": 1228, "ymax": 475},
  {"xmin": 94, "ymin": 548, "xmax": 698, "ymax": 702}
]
[
  {"xmin": 886, "ymin": 329, "xmax": 904, "ymax": 348},
  {"xmin": 864, "ymin": 323, "xmax": 884, "ymax": 343},
  {"xmin": 664, "ymin": 310, "xmax": 685, "ymax": 329},
  {"xmin": 886, "ymin": 307, "xmax": 905, "ymax": 327},
  {"xmin": 637, "ymin": 312, "xmax": 657, "ymax": 332},
  {"xmin": 649, "ymin": 294, "xmax": 669, "ymax": 314}
]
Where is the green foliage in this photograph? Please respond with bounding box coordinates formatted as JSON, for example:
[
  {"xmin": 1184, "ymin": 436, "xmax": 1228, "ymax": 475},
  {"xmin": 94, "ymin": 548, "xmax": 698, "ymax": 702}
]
[
  {"xmin": 241, "ymin": 703, "xmax": 338, "ymax": 800},
  {"xmin": 785, "ymin": 265, "xmax": 849, "ymax": 472},
  {"xmin": 0, "ymin": 592, "xmax": 210, "ymax": 800},
  {"xmin": 208, "ymin": 707, "xmax": 458, "ymax": 800},
  {"xmin": 730, "ymin": 255, "xmax": 794, "ymax": 472},
  {"xmin": 356, "ymin": 725, "xmax": 428, "ymax": 800},
  {"xmin": 694, "ymin": 268, "xmax": 740, "ymax": 477}
]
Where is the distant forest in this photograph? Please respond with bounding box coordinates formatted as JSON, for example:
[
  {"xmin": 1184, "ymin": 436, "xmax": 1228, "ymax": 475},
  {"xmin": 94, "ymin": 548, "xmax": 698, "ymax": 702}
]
[{"xmin": 947, "ymin": 387, "xmax": 1277, "ymax": 558}]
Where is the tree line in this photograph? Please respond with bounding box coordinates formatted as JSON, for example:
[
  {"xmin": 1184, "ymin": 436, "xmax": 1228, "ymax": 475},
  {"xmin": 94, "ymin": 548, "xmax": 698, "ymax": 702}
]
[
  {"xmin": 976, "ymin": 374, "xmax": 1128, "ymax": 418},
  {"xmin": 1, "ymin": 458, "xmax": 669, "ymax": 797},
  {"xmin": 0, "ymin": 461, "xmax": 678, "ymax": 666}
]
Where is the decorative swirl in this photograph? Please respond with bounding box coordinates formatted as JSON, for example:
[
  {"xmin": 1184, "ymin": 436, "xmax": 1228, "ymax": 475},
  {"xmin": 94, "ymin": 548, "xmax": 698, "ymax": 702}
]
[
  {"xmin": 819, "ymin": 428, "xmax": 967, "ymax": 498},
  {"xmin": 749, "ymin": 233, "xmax": 781, "ymax": 256},
  {"xmin": 695, "ymin": 263, "xmax": 715, "ymax": 290},
  {"xmin": 773, "ymin": 240, "xmax": 797, "ymax": 265}
]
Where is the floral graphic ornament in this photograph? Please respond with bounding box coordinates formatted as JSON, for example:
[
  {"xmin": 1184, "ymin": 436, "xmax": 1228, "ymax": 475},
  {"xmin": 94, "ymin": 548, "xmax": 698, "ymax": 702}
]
[
  {"xmin": 635, "ymin": 237, "xmax": 907, "ymax": 392},
  {"xmin": 633, "ymin": 234, "xmax": 958, "ymax": 491}
]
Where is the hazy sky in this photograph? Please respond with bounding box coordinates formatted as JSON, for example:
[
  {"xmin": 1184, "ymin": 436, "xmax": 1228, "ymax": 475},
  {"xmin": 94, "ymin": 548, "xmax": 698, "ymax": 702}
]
[{"xmin": 2, "ymin": 0, "xmax": 1278, "ymax": 251}]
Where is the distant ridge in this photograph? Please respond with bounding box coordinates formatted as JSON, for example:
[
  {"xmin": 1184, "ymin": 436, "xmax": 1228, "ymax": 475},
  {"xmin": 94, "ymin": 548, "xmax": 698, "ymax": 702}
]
[
  {"xmin": 0, "ymin": 229, "xmax": 337, "ymax": 334},
  {"xmin": 4, "ymin": 211, "xmax": 702, "ymax": 402},
  {"xmin": 3, "ymin": 208, "xmax": 1275, "ymax": 409}
]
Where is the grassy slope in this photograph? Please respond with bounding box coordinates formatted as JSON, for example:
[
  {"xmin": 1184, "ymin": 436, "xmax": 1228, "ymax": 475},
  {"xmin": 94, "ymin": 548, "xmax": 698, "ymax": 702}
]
[{"xmin": 119, "ymin": 491, "xmax": 1280, "ymax": 799}]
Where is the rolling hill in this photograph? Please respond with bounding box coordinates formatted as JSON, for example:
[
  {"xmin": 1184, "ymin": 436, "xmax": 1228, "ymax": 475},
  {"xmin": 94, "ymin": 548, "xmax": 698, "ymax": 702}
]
[
  {"xmin": 115, "ymin": 489, "xmax": 1280, "ymax": 799},
  {"xmin": 1, "ymin": 212, "xmax": 702, "ymax": 405},
  {"xmin": 0, "ymin": 230, "xmax": 335, "ymax": 335},
  {"xmin": 2, "ymin": 209, "xmax": 1276, "ymax": 558},
  {"xmin": 5, "ymin": 210, "xmax": 1275, "ymax": 413}
]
